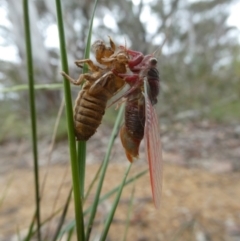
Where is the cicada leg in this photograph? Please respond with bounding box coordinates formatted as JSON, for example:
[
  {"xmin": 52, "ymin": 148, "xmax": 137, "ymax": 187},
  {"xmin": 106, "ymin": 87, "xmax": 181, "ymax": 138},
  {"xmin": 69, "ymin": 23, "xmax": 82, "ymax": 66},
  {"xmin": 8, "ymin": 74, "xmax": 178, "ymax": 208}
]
[
  {"xmin": 118, "ymin": 73, "xmax": 139, "ymax": 84},
  {"xmin": 61, "ymin": 71, "xmax": 85, "ymax": 85},
  {"xmin": 61, "ymin": 71, "xmax": 103, "ymax": 86},
  {"xmin": 61, "ymin": 59, "xmax": 104, "ymax": 86},
  {"xmin": 118, "ymin": 47, "xmax": 144, "ymax": 68},
  {"xmin": 90, "ymin": 71, "xmax": 114, "ymax": 90},
  {"xmin": 114, "ymin": 97, "xmax": 127, "ymax": 110},
  {"xmin": 75, "ymin": 59, "xmax": 102, "ymax": 72}
]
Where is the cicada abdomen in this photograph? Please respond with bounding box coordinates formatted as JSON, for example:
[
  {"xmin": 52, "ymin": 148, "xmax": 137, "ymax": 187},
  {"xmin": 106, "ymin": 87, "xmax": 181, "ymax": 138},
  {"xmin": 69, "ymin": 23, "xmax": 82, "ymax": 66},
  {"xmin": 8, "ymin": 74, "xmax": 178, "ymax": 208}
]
[
  {"xmin": 73, "ymin": 73, "xmax": 114, "ymax": 140},
  {"xmin": 120, "ymin": 89, "xmax": 145, "ymax": 162}
]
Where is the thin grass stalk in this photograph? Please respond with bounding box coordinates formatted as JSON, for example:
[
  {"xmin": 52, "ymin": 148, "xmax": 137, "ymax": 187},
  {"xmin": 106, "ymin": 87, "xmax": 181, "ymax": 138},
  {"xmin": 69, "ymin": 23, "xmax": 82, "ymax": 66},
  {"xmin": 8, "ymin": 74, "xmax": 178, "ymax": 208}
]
[
  {"xmin": 78, "ymin": 0, "xmax": 99, "ymax": 199},
  {"xmin": 85, "ymin": 104, "xmax": 125, "ymax": 241},
  {"xmin": 96, "ymin": 169, "xmax": 147, "ymax": 208},
  {"xmin": 44, "ymin": 156, "xmax": 69, "ymax": 240},
  {"xmin": 22, "ymin": 0, "xmax": 41, "ymax": 240},
  {"xmin": 55, "ymin": 0, "xmax": 85, "ymax": 240},
  {"xmin": 78, "ymin": 141, "xmax": 86, "ymax": 198},
  {"xmin": 0, "ymin": 175, "xmax": 13, "ymax": 208},
  {"xmin": 24, "ymin": 202, "xmax": 74, "ymax": 240},
  {"xmin": 84, "ymin": 162, "xmax": 103, "ymax": 203},
  {"xmin": 66, "ymin": 227, "xmax": 74, "ymax": 241},
  {"xmin": 58, "ymin": 169, "xmax": 148, "ymax": 236},
  {"xmin": 40, "ymin": 99, "xmax": 64, "ymax": 197},
  {"xmin": 52, "ymin": 188, "xmax": 72, "ymax": 241},
  {"xmin": 122, "ymin": 180, "xmax": 136, "ymax": 241},
  {"xmin": 23, "ymin": 211, "xmax": 36, "ymax": 241},
  {"xmin": 27, "ymin": 206, "xmax": 65, "ymax": 239},
  {"xmin": 99, "ymin": 163, "xmax": 132, "ymax": 241},
  {"xmin": 0, "ymin": 83, "xmax": 63, "ymax": 93}
]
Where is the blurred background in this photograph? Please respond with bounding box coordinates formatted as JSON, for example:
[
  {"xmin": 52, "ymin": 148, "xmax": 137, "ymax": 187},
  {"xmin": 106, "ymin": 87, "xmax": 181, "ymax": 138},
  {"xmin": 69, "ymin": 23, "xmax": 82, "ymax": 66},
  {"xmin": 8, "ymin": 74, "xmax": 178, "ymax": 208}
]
[{"xmin": 0, "ymin": 0, "xmax": 240, "ymax": 240}]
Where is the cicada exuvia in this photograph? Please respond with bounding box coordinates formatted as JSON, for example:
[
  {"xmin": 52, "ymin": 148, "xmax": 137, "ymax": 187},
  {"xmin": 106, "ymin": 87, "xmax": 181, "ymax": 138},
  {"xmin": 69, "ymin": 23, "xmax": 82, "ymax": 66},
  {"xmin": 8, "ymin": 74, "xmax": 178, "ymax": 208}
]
[{"xmin": 61, "ymin": 37, "xmax": 129, "ymax": 140}]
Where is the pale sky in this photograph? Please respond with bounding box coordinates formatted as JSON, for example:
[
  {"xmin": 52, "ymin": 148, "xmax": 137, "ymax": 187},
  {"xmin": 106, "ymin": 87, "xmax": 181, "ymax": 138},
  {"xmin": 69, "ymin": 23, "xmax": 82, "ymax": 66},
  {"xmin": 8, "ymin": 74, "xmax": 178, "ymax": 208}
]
[
  {"xmin": 227, "ymin": 1, "xmax": 240, "ymax": 31},
  {"xmin": 0, "ymin": 1, "xmax": 240, "ymax": 62}
]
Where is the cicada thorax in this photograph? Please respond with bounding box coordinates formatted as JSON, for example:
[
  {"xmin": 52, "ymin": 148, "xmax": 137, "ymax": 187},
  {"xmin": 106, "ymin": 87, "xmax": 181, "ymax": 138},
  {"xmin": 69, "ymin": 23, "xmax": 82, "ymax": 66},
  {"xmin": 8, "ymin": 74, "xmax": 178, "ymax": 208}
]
[
  {"xmin": 99, "ymin": 48, "xmax": 130, "ymax": 95},
  {"xmin": 145, "ymin": 62, "xmax": 160, "ymax": 105},
  {"xmin": 120, "ymin": 88, "xmax": 145, "ymax": 162}
]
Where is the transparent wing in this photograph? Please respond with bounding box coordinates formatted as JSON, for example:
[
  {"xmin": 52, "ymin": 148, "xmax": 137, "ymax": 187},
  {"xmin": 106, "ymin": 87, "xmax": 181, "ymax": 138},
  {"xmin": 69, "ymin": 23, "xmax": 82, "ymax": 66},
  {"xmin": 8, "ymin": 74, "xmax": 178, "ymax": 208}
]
[
  {"xmin": 107, "ymin": 76, "xmax": 142, "ymax": 108},
  {"xmin": 144, "ymin": 80, "xmax": 163, "ymax": 209}
]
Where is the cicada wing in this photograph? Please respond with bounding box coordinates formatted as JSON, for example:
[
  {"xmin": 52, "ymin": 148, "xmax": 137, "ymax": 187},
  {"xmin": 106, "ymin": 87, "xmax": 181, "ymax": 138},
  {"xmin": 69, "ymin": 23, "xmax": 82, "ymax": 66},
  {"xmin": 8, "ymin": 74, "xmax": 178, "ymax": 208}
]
[
  {"xmin": 107, "ymin": 78, "xmax": 142, "ymax": 108},
  {"xmin": 144, "ymin": 80, "xmax": 163, "ymax": 209}
]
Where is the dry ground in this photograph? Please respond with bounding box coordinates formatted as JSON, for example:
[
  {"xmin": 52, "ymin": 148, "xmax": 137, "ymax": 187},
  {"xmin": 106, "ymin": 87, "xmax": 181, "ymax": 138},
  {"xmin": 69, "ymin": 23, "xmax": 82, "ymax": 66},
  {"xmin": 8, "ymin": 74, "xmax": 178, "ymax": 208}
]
[{"xmin": 0, "ymin": 123, "xmax": 240, "ymax": 241}]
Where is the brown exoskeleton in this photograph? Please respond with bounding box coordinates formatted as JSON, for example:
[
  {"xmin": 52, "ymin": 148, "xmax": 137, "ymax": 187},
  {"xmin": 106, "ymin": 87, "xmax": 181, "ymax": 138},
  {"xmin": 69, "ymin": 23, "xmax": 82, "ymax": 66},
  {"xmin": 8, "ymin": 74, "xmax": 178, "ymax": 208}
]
[{"xmin": 61, "ymin": 37, "xmax": 129, "ymax": 141}]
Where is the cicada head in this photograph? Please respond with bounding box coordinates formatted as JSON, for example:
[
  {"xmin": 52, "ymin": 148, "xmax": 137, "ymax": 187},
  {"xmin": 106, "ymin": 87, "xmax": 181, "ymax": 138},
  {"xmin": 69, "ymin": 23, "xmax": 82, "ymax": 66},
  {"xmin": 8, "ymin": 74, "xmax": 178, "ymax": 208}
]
[
  {"xmin": 92, "ymin": 38, "xmax": 116, "ymax": 64},
  {"xmin": 149, "ymin": 58, "xmax": 157, "ymax": 67}
]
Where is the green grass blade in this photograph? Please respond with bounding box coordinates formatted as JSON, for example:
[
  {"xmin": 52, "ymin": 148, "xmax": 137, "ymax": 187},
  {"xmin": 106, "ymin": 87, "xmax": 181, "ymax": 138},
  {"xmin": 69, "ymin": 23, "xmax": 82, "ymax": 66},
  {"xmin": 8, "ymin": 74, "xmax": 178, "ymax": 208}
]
[
  {"xmin": 40, "ymin": 99, "xmax": 64, "ymax": 196},
  {"xmin": 99, "ymin": 163, "xmax": 132, "ymax": 241},
  {"xmin": 85, "ymin": 104, "xmax": 125, "ymax": 240},
  {"xmin": 84, "ymin": 162, "xmax": 103, "ymax": 203},
  {"xmin": 0, "ymin": 83, "xmax": 63, "ymax": 93},
  {"xmin": 94, "ymin": 169, "xmax": 147, "ymax": 210},
  {"xmin": 122, "ymin": 180, "xmax": 136, "ymax": 241},
  {"xmin": 22, "ymin": 0, "xmax": 41, "ymax": 240},
  {"xmin": 0, "ymin": 176, "xmax": 13, "ymax": 209},
  {"xmin": 83, "ymin": 0, "xmax": 99, "ymax": 70},
  {"xmin": 57, "ymin": 169, "xmax": 148, "ymax": 236},
  {"xmin": 52, "ymin": 188, "xmax": 72, "ymax": 241},
  {"xmin": 28, "ymin": 207, "xmax": 65, "ymax": 239},
  {"xmin": 66, "ymin": 227, "xmax": 75, "ymax": 241},
  {"xmin": 55, "ymin": 0, "xmax": 85, "ymax": 240},
  {"xmin": 78, "ymin": 0, "xmax": 99, "ymax": 199},
  {"xmin": 78, "ymin": 141, "xmax": 86, "ymax": 198},
  {"xmin": 23, "ymin": 212, "xmax": 37, "ymax": 241}
]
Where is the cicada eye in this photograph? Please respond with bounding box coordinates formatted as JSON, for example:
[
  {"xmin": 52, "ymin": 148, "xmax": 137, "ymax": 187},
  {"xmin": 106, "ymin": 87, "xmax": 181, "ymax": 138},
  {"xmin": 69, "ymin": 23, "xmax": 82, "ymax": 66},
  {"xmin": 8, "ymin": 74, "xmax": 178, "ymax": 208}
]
[{"xmin": 150, "ymin": 58, "xmax": 157, "ymax": 65}]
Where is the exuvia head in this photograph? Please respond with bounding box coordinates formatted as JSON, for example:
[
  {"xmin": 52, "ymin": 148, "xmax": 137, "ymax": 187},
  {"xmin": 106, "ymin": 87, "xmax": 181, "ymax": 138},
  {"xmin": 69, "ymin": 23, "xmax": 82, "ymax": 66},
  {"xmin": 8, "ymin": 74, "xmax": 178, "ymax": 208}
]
[{"xmin": 91, "ymin": 40, "xmax": 105, "ymax": 52}]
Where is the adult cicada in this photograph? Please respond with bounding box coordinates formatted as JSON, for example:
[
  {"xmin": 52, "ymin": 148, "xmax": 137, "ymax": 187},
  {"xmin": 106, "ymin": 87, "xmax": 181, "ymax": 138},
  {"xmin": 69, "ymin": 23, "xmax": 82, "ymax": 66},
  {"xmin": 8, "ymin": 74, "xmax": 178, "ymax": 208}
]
[{"xmin": 109, "ymin": 48, "xmax": 163, "ymax": 208}]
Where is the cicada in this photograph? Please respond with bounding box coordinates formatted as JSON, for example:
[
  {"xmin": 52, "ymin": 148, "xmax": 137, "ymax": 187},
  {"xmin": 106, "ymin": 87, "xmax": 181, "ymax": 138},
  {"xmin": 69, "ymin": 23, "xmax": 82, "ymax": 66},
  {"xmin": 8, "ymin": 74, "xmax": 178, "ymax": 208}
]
[
  {"xmin": 61, "ymin": 37, "xmax": 129, "ymax": 140},
  {"xmin": 110, "ymin": 48, "xmax": 163, "ymax": 208}
]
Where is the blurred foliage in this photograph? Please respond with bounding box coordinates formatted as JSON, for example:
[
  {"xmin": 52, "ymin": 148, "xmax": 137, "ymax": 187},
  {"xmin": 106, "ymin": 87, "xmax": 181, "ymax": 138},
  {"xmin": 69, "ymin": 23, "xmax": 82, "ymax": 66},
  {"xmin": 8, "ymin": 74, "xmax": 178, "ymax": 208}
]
[
  {"xmin": 0, "ymin": 100, "xmax": 67, "ymax": 143},
  {"xmin": 0, "ymin": 0, "xmax": 240, "ymax": 141}
]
